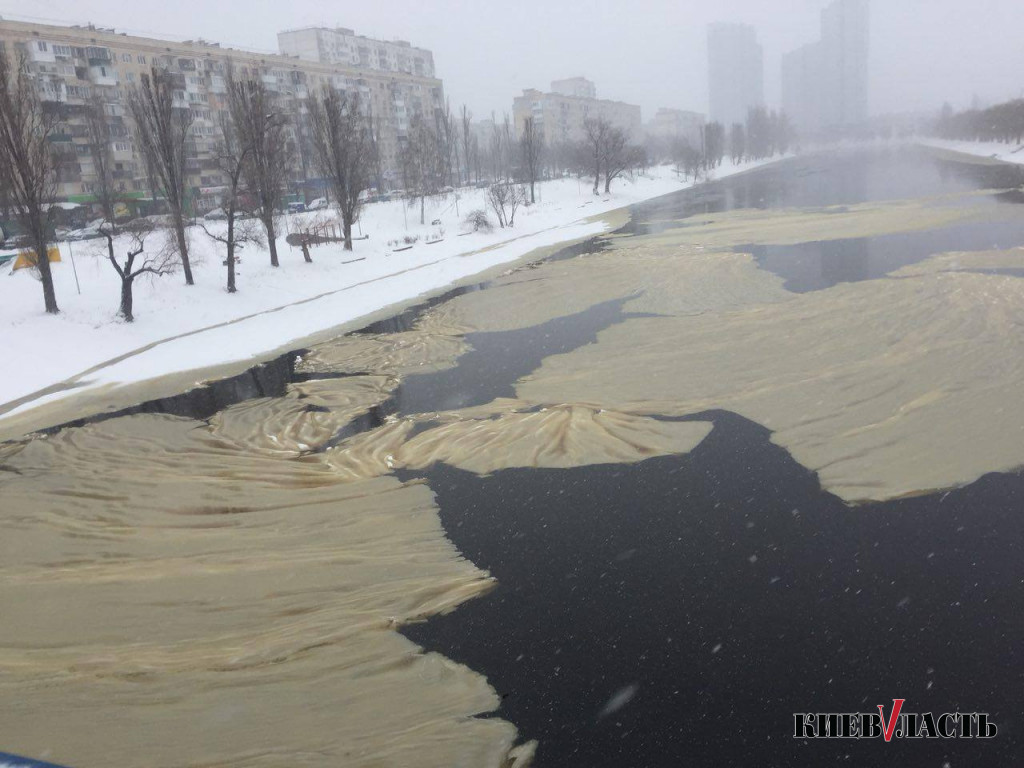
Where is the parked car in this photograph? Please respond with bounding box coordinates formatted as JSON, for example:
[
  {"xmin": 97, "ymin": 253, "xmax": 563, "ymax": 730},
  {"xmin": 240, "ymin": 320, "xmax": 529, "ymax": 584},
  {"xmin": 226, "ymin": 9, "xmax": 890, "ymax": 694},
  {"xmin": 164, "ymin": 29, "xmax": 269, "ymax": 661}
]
[
  {"xmin": 3, "ymin": 233, "xmax": 32, "ymax": 250},
  {"xmin": 307, "ymin": 197, "xmax": 329, "ymax": 211},
  {"xmin": 287, "ymin": 201, "xmax": 307, "ymax": 214},
  {"xmin": 67, "ymin": 219, "xmax": 108, "ymax": 241},
  {"xmin": 204, "ymin": 208, "xmax": 228, "ymax": 221},
  {"xmin": 142, "ymin": 214, "xmax": 174, "ymax": 227}
]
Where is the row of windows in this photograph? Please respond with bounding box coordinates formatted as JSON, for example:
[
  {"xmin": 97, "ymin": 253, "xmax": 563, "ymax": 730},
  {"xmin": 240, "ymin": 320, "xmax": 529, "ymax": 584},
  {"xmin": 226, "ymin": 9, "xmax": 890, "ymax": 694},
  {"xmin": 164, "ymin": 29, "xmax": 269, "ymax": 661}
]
[{"xmin": 35, "ymin": 40, "xmax": 147, "ymax": 64}]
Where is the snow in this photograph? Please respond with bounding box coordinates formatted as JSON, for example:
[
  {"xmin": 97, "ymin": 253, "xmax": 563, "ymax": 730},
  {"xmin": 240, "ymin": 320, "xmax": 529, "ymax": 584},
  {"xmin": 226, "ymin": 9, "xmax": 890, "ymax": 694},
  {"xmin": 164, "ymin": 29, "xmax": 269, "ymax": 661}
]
[
  {"xmin": 917, "ymin": 137, "xmax": 1024, "ymax": 165},
  {"xmin": 0, "ymin": 159, "xmax": 780, "ymax": 429}
]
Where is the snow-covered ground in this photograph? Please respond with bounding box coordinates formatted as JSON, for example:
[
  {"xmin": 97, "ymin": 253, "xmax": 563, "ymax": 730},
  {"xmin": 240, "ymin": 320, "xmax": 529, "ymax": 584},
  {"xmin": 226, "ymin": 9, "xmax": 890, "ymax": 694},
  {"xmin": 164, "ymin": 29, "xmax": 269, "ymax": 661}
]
[
  {"xmin": 0, "ymin": 159, "xmax": 781, "ymax": 430},
  {"xmin": 917, "ymin": 137, "xmax": 1024, "ymax": 165}
]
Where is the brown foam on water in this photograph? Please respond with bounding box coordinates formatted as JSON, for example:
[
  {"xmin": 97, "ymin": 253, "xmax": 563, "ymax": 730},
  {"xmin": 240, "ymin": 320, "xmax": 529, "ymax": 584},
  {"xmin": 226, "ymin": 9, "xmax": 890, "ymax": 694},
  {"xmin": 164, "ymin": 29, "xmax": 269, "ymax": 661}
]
[
  {"xmin": 208, "ymin": 376, "xmax": 398, "ymax": 456},
  {"xmin": 6, "ymin": 191, "xmax": 1024, "ymax": 766},
  {"xmin": 297, "ymin": 327, "xmax": 470, "ymax": 377},
  {"xmin": 516, "ymin": 245, "xmax": 1024, "ymax": 502},
  {"xmin": 0, "ymin": 413, "xmax": 526, "ymax": 767},
  {"xmin": 631, "ymin": 195, "xmax": 989, "ymax": 249},
  {"xmin": 424, "ymin": 245, "xmax": 794, "ymax": 333},
  {"xmin": 325, "ymin": 400, "xmax": 713, "ymax": 477}
]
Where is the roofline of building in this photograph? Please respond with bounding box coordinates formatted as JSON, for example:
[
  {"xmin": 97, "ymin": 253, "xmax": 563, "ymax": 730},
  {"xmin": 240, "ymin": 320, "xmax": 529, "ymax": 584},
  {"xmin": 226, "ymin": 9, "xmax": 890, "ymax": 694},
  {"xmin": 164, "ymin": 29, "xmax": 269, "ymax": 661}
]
[
  {"xmin": 0, "ymin": 18, "xmax": 442, "ymax": 86},
  {"xmin": 516, "ymin": 88, "xmax": 641, "ymax": 111},
  {"xmin": 276, "ymin": 26, "xmax": 430, "ymax": 54}
]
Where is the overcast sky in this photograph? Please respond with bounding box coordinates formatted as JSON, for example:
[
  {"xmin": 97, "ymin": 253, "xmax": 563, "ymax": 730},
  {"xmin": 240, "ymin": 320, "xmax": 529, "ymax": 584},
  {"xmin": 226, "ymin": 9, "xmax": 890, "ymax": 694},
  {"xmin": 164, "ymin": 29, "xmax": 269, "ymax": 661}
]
[{"xmin": 5, "ymin": 1, "xmax": 1024, "ymax": 120}]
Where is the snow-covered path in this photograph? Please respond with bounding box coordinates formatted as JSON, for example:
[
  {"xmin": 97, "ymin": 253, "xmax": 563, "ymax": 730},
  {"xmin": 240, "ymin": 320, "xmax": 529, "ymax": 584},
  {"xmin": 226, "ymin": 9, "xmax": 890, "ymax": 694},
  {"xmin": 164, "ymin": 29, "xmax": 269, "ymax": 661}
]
[{"xmin": 0, "ymin": 160, "xmax": 780, "ymax": 434}]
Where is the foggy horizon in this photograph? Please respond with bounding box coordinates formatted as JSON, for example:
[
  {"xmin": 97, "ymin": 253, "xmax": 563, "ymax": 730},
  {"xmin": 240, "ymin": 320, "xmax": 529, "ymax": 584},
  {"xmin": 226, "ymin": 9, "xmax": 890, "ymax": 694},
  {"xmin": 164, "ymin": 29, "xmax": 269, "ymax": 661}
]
[{"xmin": 3, "ymin": 0, "xmax": 1023, "ymax": 123}]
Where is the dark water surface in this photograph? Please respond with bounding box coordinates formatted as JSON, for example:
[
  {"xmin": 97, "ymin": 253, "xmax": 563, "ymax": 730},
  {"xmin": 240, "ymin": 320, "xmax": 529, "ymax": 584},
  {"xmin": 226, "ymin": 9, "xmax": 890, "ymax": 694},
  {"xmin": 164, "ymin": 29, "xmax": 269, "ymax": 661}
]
[
  {"xmin": 19, "ymin": 146, "xmax": 1024, "ymax": 767},
  {"xmin": 402, "ymin": 413, "xmax": 1023, "ymax": 767},
  {"xmin": 391, "ymin": 148, "xmax": 1024, "ymax": 767},
  {"xmin": 627, "ymin": 146, "xmax": 1024, "ymax": 292}
]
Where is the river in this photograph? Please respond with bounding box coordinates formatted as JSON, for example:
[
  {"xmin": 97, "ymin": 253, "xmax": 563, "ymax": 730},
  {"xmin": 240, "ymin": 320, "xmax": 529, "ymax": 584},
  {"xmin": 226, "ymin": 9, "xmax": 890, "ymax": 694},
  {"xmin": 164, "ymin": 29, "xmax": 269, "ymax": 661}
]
[{"xmin": 1, "ymin": 145, "xmax": 1022, "ymax": 767}]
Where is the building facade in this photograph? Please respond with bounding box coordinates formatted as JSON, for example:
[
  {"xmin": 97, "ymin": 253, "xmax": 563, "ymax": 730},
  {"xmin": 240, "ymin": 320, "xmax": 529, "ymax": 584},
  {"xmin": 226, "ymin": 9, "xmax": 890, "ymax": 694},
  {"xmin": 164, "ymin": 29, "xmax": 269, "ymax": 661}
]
[
  {"xmin": 550, "ymin": 77, "xmax": 597, "ymax": 100},
  {"xmin": 782, "ymin": 42, "xmax": 825, "ymax": 136},
  {"xmin": 782, "ymin": 0, "xmax": 870, "ymax": 136},
  {"xmin": 277, "ymin": 27, "xmax": 435, "ymax": 79},
  {"xmin": 644, "ymin": 108, "xmax": 705, "ymax": 149},
  {"xmin": 512, "ymin": 80, "xmax": 642, "ymax": 145},
  {"xmin": 0, "ymin": 18, "xmax": 445, "ymax": 211},
  {"xmin": 707, "ymin": 22, "xmax": 764, "ymax": 128}
]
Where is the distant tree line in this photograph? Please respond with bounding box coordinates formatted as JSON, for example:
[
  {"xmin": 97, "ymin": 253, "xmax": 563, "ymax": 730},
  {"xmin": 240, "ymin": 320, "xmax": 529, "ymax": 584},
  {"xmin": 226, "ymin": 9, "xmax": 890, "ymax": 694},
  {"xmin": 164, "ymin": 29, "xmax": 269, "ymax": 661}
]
[
  {"xmin": 935, "ymin": 99, "xmax": 1024, "ymax": 145},
  {"xmin": 643, "ymin": 107, "xmax": 793, "ymax": 182}
]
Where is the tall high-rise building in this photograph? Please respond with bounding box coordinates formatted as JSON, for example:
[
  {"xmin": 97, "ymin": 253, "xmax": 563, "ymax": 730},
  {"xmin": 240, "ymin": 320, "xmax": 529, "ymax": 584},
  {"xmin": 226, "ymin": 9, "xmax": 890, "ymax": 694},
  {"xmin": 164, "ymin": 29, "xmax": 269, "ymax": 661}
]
[
  {"xmin": 782, "ymin": 43, "xmax": 825, "ymax": 136},
  {"xmin": 782, "ymin": 0, "xmax": 870, "ymax": 135},
  {"xmin": 707, "ymin": 23, "xmax": 764, "ymax": 128},
  {"xmin": 820, "ymin": 0, "xmax": 870, "ymax": 126}
]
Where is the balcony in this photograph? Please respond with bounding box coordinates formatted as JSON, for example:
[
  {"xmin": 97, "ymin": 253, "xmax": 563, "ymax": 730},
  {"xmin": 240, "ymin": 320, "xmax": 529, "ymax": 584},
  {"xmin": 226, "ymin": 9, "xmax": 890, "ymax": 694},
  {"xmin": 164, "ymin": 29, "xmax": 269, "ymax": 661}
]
[
  {"xmin": 28, "ymin": 42, "xmax": 57, "ymax": 64},
  {"xmin": 88, "ymin": 66, "xmax": 118, "ymax": 87}
]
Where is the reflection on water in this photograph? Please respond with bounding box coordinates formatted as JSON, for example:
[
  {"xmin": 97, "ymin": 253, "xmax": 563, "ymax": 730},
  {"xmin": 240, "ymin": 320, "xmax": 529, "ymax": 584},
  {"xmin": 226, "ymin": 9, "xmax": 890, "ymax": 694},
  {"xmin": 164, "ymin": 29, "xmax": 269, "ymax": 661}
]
[{"xmin": 3, "ymin": 146, "xmax": 1024, "ymax": 768}]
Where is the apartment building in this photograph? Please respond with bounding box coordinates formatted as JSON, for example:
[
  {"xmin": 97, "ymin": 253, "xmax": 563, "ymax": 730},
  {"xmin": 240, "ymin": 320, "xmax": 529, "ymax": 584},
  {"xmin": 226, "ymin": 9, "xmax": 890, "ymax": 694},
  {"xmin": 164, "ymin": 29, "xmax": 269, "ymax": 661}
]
[
  {"xmin": 512, "ymin": 80, "xmax": 642, "ymax": 146},
  {"xmin": 550, "ymin": 77, "xmax": 597, "ymax": 100},
  {"xmin": 645, "ymin": 108, "xmax": 705, "ymax": 149},
  {"xmin": 0, "ymin": 18, "xmax": 445, "ymax": 212},
  {"xmin": 278, "ymin": 26, "xmax": 435, "ymax": 79}
]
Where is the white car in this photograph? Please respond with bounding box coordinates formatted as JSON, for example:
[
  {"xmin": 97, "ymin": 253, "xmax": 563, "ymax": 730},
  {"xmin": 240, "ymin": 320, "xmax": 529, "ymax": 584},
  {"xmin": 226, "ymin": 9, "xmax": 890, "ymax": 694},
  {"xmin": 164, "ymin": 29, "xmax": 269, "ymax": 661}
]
[
  {"xmin": 204, "ymin": 208, "xmax": 228, "ymax": 221},
  {"xmin": 307, "ymin": 197, "xmax": 329, "ymax": 211},
  {"xmin": 67, "ymin": 219, "xmax": 109, "ymax": 241}
]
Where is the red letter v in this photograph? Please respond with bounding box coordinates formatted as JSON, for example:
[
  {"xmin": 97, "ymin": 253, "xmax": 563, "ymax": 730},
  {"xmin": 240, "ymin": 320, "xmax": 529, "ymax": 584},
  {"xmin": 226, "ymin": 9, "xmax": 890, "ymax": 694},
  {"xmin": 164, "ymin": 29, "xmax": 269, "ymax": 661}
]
[{"xmin": 877, "ymin": 699, "xmax": 906, "ymax": 742}]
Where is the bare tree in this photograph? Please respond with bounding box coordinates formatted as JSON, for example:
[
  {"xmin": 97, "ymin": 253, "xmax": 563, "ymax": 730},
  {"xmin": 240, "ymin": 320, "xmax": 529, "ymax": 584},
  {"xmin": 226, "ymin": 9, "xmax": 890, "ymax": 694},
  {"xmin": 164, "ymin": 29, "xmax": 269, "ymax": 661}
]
[
  {"xmin": 460, "ymin": 104, "xmax": 473, "ymax": 187},
  {"xmin": 438, "ymin": 98, "xmax": 459, "ymax": 187},
  {"xmin": 366, "ymin": 110, "xmax": 385, "ymax": 193},
  {"xmin": 226, "ymin": 69, "xmax": 291, "ymax": 267},
  {"xmin": 307, "ymin": 87, "xmax": 373, "ymax": 250},
  {"xmin": 0, "ymin": 50, "xmax": 62, "ymax": 313},
  {"xmin": 730, "ymin": 123, "xmax": 746, "ymax": 164},
  {"xmin": 85, "ymin": 94, "xmax": 118, "ymax": 228},
  {"xmin": 400, "ymin": 112, "xmax": 444, "ymax": 225},
  {"xmin": 100, "ymin": 219, "xmax": 175, "ymax": 321},
  {"xmin": 470, "ymin": 132, "xmax": 482, "ymax": 185},
  {"xmin": 703, "ymin": 121, "xmax": 726, "ymax": 169},
  {"xmin": 583, "ymin": 117, "xmax": 612, "ymax": 195},
  {"xmin": 520, "ymin": 116, "xmax": 544, "ymax": 204},
  {"xmin": 128, "ymin": 68, "xmax": 195, "ymax": 285},
  {"xmin": 489, "ymin": 113, "xmax": 504, "ymax": 183},
  {"xmin": 201, "ymin": 111, "xmax": 258, "ymax": 294},
  {"xmin": 487, "ymin": 182, "xmax": 526, "ymax": 228},
  {"xmin": 601, "ymin": 126, "xmax": 644, "ymax": 193}
]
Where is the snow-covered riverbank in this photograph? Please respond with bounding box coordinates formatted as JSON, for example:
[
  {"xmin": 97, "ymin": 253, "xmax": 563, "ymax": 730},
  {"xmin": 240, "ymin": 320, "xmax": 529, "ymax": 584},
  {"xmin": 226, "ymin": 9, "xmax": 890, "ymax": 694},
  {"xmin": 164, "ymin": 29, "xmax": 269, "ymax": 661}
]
[
  {"xmin": 918, "ymin": 137, "xmax": 1024, "ymax": 165},
  {"xmin": 0, "ymin": 158, "xmax": 782, "ymax": 433}
]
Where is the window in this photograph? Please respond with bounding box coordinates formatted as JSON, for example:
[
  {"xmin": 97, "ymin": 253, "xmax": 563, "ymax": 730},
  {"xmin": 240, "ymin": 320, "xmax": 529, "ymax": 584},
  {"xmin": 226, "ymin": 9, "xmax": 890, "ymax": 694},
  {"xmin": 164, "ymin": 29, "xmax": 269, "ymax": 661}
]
[
  {"xmin": 138, "ymin": 54, "xmax": 147, "ymax": 64},
  {"xmin": 37, "ymin": 41, "xmax": 48, "ymax": 52},
  {"xmin": 121, "ymin": 53, "xmax": 132, "ymax": 63},
  {"xmin": 54, "ymin": 44, "xmax": 72, "ymax": 57}
]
